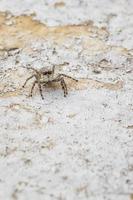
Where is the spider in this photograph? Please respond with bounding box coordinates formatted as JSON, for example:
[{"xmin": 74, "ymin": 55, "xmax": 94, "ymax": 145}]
[{"xmin": 22, "ymin": 66, "xmax": 78, "ymax": 99}]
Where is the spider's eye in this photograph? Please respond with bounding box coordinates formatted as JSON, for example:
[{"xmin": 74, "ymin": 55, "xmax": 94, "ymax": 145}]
[{"xmin": 43, "ymin": 71, "xmax": 52, "ymax": 75}]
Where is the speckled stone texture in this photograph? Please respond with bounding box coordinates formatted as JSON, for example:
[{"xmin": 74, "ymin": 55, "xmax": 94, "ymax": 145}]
[{"xmin": 0, "ymin": 0, "xmax": 133, "ymax": 200}]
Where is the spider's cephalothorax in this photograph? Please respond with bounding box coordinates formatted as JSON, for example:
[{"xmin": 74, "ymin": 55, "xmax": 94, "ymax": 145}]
[{"xmin": 22, "ymin": 66, "xmax": 78, "ymax": 99}]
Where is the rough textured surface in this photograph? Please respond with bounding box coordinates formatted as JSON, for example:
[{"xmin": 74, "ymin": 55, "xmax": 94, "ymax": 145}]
[{"xmin": 0, "ymin": 1, "xmax": 133, "ymax": 200}]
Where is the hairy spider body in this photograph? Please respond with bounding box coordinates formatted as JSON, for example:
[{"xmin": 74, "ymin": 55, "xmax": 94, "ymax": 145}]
[{"xmin": 22, "ymin": 66, "xmax": 78, "ymax": 99}]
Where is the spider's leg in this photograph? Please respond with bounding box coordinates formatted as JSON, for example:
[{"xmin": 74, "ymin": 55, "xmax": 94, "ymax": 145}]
[
  {"xmin": 59, "ymin": 74, "xmax": 78, "ymax": 82},
  {"xmin": 26, "ymin": 66, "xmax": 40, "ymax": 75},
  {"xmin": 22, "ymin": 75, "xmax": 35, "ymax": 88},
  {"xmin": 29, "ymin": 80, "xmax": 37, "ymax": 97},
  {"xmin": 21, "ymin": 66, "xmax": 40, "ymax": 75},
  {"xmin": 52, "ymin": 65, "xmax": 55, "ymax": 76},
  {"xmin": 37, "ymin": 82, "xmax": 44, "ymax": 100},
  {"xmin": 43, "ymin": 78, "xmax": 68, "ymax": 97},
  {"xmin": 62, "ymin": 78, "xmax": 68, "ymax": 95},
  {"xmin": 60, "ymin": 78, "xmax": 67, "ymax": 97}
]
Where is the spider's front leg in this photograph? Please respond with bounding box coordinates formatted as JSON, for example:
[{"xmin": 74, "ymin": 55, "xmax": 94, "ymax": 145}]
[
  {"xmin": 29, "ymin": 80, "xmax": 44, "ymax": 100},
  {"xmin": 29, "ymin": 80, "xmax": 37, "ymax": 97},
  {"xmin": 45, "ymin": 77, "xmax": 68, "ymax": 97},
  {"xmin": 22, "ymin": 75, "xmax": 35, "ymax": 88},
  {"xmin": 37, "ymin": 81, "xmax": 44, "ymax": 100},
  {"xmin": 60, "ymin": 78, "xmax": 68, "ymax": 97}
]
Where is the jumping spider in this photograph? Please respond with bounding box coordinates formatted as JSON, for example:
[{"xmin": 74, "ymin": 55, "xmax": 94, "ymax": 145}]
[{"xmin": 22, "ymin": 66, "xmax": 78, "ymax": 99}]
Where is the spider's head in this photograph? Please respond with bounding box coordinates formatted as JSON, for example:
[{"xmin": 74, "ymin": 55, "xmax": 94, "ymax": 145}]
[
  {"xmin": 39, "ymin": 66, "xmax": 55, "ymax": 82},
  {"xmin": 40, "ymin": 66, "xmax": 55, "ymax": 75}
]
